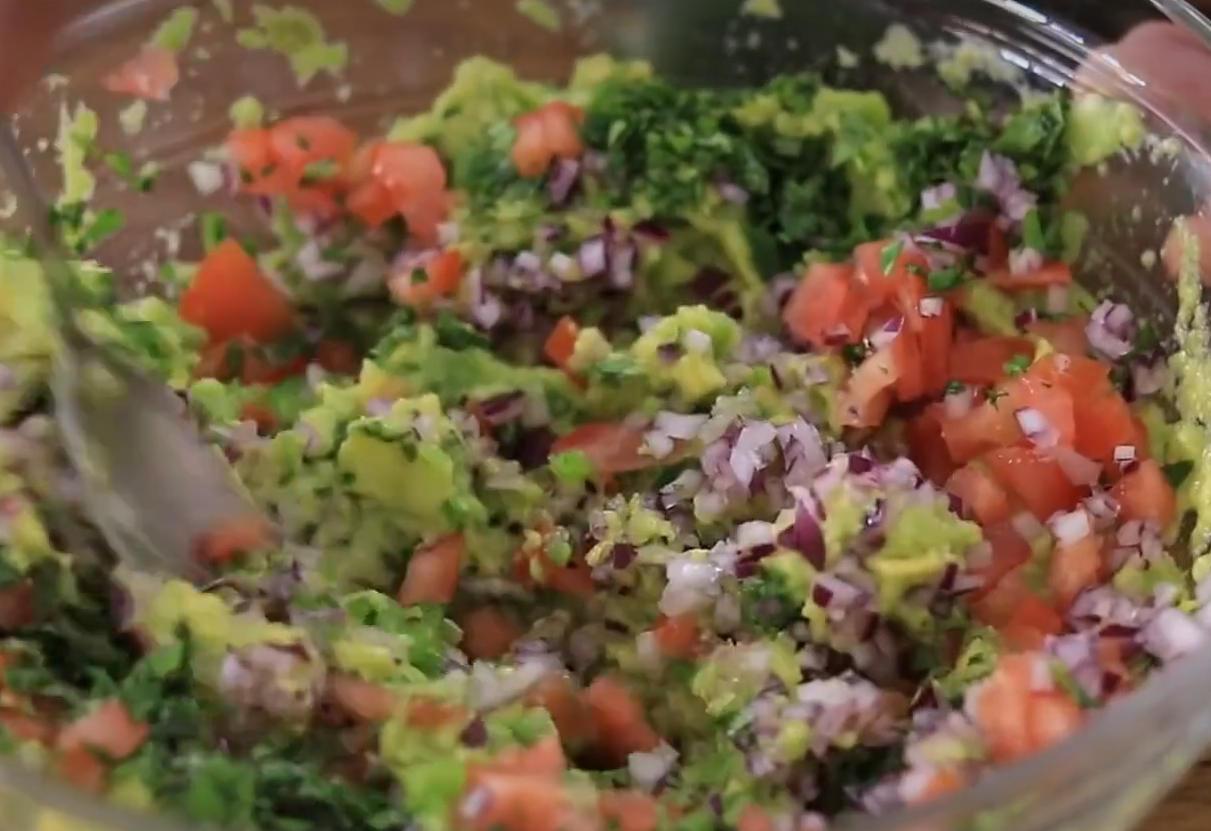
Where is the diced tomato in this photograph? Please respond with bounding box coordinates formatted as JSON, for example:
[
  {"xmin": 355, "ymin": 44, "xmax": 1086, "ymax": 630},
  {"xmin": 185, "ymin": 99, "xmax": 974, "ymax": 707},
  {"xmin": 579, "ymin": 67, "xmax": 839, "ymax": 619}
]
[
  {"xmin": 55, "ymin": 746, "xmax": 109, "ymax": 794},
  {"xmin": 192, "ymin": 513, "xmax": 276, "ymax": 565},
  {"xmin": 782, "ymin": 262, "xmax": 868, "ymax": 349},
  {"xmin": 479, "ymin": 735, "xmax": 568, "ymax": 779},
  {"xmin": 737, "ymin": 805, "xmax": 776, "ymax": 831},
  {"xmin": 543, "ymin": 316, "xmax": 580, "ymax": 370},
  {"xmin": 524, "ymin": 673, "xmax": 597, "ymax": 749},
  {"xmin": 853, "ymin": 239, "xmax": 930, "ymax": 314},
  {"xmin": 239, "ymin": 402, "xmax": 279, "ymax": 435},
  {"xmin": 269, "ymin": 115, "xmax": 359, "ymax": 176},
  {"xmin": 988, "ymin": 261, "xmax": 1074, "ymax": 290},
  {"xmin": 225, "ymin": 128, "xmax": 297, "ymax": 195},
  {"xmin": 948, "ymin": 336, "xmax": 1035, "ymax": 387},
  {"xmin": 511, "ymin": 101, "xmax": 585, "ymax": 178},
  {"xmin": 1025, "ymin": 690, "xmax": 1085, "ymax": 750},
  {"xmin": 983, "ymin": 446, "xmax": 1084, "ymax": 520},
  {"xmin": 584, "ymin": 676, "xmax": 660, "ymax": 766},
  {"xmin": 946, "ymin": 464, "xmax": 1011, "ymax": 527},
  {"xmin": 890, "ymin": 327, "xmax": 926, "ymax": 402},
  {"xmin": 0, "ymin": 709, "xmax": 54, "ymax": 745},
  {"xmin": 1003, "ymin": 373, "xmax": 1078, "ymax": 447},
  {"xmin": 0, "ymin": 580, "xmax": 34, "ymax": 631},
  {"xmin": 372, "ymin": 141, "xmax": 450, "ymax": 246},
  {"xmin": 969, "ymin": 679, "xmax": 1033, "ymax": 762},
  {"xmin": 398, "ymin": 533, "xmax": 464, "ymax": 606},
  {"xmin": 904, "ymin": 767, "xmax": 967, "ymax": 806},
  {"xmin": 599, "ymin": 790, "xmax": 661, "ymax": 831},
  {"xmin": 969, "ymin": 523, "xmax": 1032, "ymax": 604},
  {"xmin": 1049, "ymin": 533, "xmax": 1105, "ymax": 612},
  {"xmin": 57, "ymin": 700, "xmax": 148, "ymax": 760},
  {"xmin": 1073, "ymin": 388, "xmax": 1143, "ymax": 475},
  {"xmin": 513, "ymin": 543, "xmax": 596, "ymax": 599},
  {"xmin": 316, "ymin": 339, "xmax": 362, "ymax": 375},
  {"xmin": 550, "ymin": 423, "xmax": 658, "ymax": 476},
  {"xmin": 916, "ymin": 297, "xmax": 955, "ymax": 396},
  {"xmin": 1109, "ymin": 458, "xmax": 1179, "ymax": 531},
  {"xmin": 327, "ymin": 674, "xmax": 401, "ymax": 722},
  {"xmin": 195, "ymin": 338, "xmax": 308, "ymax": 386},
  {"xmin": 1026, "ymin": 315, "xmax": 1090, "ymax": 357},
  {"xmin": 940, "ymin": 398, "xmax": 1024, "ymax": 465},
  {"xmin": 458, "ymin": 607, "xmax": 523, "ymax": 660},
  {"xmin": 998, "ymin": 595, "xmax": 1065, "ymax": 651},
  {"xmin": 101, "ymin": 45, "xmax": 180, "ymax": 101},
  {"xmin": 403, "ymin": 696, "xmax": 471, "ymax": 730},
  {"xmin": 388, "ymin": 249, "xmax": 464, "ymax": 307},
  {"xmin": 346, "ymin": 180, "xmax": 398, "ymax": 228},
  {"xmin": 651, "ymin": 614, "xmax": 702, "ymax": 659},
  {"xmin": 838, "ymin": 345, "xmax": 900, "ymax": 428},
  {"xmin": 459, "ymin": 771, "xmax": 578, "ymax": 831},
  {"xmin": 905, "ymin": 404, "xmax": 957, "ymax": 486},
  {"xmin": 986, "ymin": 225, "xmax": 1010, "ymax": 271},
  {"xmin": 179, "ymin": 239, "xmax": 296, "ymax": 344},
  {"xmin": 1026, "ymin": 352, "xmax": 1110, "ymax": 391}
]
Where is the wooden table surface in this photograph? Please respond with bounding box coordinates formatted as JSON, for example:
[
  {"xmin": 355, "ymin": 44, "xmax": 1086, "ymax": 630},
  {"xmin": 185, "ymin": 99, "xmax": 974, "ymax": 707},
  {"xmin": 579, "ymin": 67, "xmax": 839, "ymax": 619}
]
[{"xmin": 1143, "ymin": 759, "xmax": 1211, "ymax": 830}]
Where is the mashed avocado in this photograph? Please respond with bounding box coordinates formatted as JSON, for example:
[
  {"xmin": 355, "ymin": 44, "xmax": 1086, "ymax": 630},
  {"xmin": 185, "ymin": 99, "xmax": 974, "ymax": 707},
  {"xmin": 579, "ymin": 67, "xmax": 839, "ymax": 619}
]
[{"xmin": 0, "ymin": 34, "xmax": 1189, "ymax": 831}]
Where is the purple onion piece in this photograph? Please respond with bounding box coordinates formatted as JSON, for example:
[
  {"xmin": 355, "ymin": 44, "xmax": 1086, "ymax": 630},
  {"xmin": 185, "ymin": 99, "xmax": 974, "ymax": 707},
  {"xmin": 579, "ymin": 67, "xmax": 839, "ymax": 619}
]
[
  {"xmin": 476, "ymin": 391, "xmax": 528, "ymax": 426},
  {"xmin": 546, "ymin": 158, "xmax": 581, "ymax": 207}
]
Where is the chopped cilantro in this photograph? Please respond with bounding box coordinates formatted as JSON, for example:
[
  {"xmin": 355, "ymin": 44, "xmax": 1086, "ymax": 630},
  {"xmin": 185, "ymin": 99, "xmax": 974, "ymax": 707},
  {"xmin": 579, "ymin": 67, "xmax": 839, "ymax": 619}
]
[
  {"xmin": 879, "ymin": 239, "xmax": 904, "ymax": 275},
  {"xmin": 200, "ymin": 211, "xmax": 228, "ymax": 252},
  {"xmin": 928, "ymin": 265, "xmax": 964, "ymax": 291},
  {"xmin": 1162, "ymin": 460, "xmax": 1195, "ymax": 488},
  {"xmin": 1003, "ymin": 353, "xmax": 1031, "ymax": 377}
]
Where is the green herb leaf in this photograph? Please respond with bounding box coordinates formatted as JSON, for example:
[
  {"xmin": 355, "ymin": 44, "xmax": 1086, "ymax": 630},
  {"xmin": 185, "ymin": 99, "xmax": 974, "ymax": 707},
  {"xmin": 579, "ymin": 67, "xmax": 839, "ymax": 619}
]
[
  {"xmin": 200, "ymin": 211, "xmax": 228, "ymax": 252},
  {"xmin": 879, "ymin": 239, "xmax": 904, "ymax": 275},
  {"xmin": 1003, "ymin": 353, "xmax": 1031, "ymax": 377},
  {"xmin": 549, "ymin": 449, "xmax": 593, "ymax": 485},
  {"xmin": 1162, "ymin": 460, "xmax": 1194, "ymax": 488}
]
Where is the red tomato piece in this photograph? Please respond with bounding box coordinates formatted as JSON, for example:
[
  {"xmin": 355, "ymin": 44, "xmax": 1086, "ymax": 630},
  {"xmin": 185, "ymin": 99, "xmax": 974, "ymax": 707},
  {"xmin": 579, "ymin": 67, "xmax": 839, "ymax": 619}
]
[
  {"xmin": 1109, "ymin": 458, "xmax": 1179, "ymax": 531},
  {"xmin": 388, "ymin": 249, "xmax": 464, "ymax": 307},
  {"xmin": 782, "ymin": 261, "xmax": 869, "ymax": 349},
  {"xmin": 101, "ymin": 45, "xmax": 180, "ymax": 101},
  {"xmin": 988, "ymin": 261, "xmax": 1073, "ymax": 290},
  {"xmin": 983, "ymin": 446, "xmax": 1085, "ymax": 520},
  {"xmin": 948, "ymin": 336, "xmax": 1035, "ymax": 387},
  {"xmin": 946, "ymin": 464, "xmax": 1012, "ymax": 527},
  {"xmin": 179, "ymin": 239, "xmax": 296, "ymax": 344}
]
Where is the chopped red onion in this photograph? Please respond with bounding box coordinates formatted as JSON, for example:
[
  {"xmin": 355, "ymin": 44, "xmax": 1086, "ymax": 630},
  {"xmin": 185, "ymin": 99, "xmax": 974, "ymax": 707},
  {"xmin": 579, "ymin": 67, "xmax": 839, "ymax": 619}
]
[
  {"xmin": 728, "ymin": 421, "xmax": 779, "ymax": 488},
  {"xmin": 546, "ymin": 158, "xmax": 581, "ymax": 206},
  {"xmin": 976, "ymin": 151, "xmax": 1037, "ymax": 224},
  {"xmin": 548, "ymin": 252, "xmax": 576, "ymax": 280},
  {"xmin": 1015, "ymin": 407, "xmax": 1058, "ymax": 448},
  {"xmin": 653, "ymin": 411, "xmax": 709, "ymax": 441},
  {"xmin": 1085, "ymin": 300, "xmax": 1135, "ymax": 360},
  {"xmin": 661, "ymin": 557, "xmax": 725, "ymax": 616},
  {"xmin": 476, "ymin": 391, "xmax": 528, "ymax": 426},
  {"xmin": 1131, "ymin": 359, "xmax": 1166, "ymax": 398},
  {"xmin": 811, "ymin": 574, "xmax": 866, "ymax": 610},
  {"xmin": 1015, "ymin": 308, "xmax": 1040, "ymax": 329},
  {"xmin": 867, "ymin": 316, "xmax": 904, "ymax": 350},
  {"xmin": 187, "ymin": 160, "xmax": 226, "ymax": 195},
  {"xmin": 682, "ymin": 328, "xmax": 713, "ymax": 354},
  {"xmin": 628, "ymin": 742, "xmax": 679, "ymax": 791},
  {"xmin": 915, "ymin": 217, "xmax": 991, "ymax": 254},
  {"xmin": 918, "ymin": 296, "xmax": 944, "ymax": 318},
  {"xmin": 578, "ymin": 236, "xmax": 608, "ymax": 278},
  {"xmin": 608, "ymin": 238, "xmax": 638, "ymax": 289},
  {"xmin": 920, "ymin": 182, "xmax": 958, "ymax": 214},
  {"xmin": 1141, "ymin": 607, "xmax": 1207, "ymax": 662},
  {"xmin": 295, "ymin": 239, "xmax": 344, "ymax": 281},
  {"xmin": 780, "ymin": 488, "xmax": 826, "ymax": 569},
  {"xmin": 943, "ymin": 385, "xmax": 973, "ymax": 420},
  {"xmin": 716, "ymin": 180, "xmax": 750, "ymax": 205},
  {"xmin": 1049, "ymin": 508, "xmax": 1092, "ymax": 544},
  {"xmin": 1008, "ymin": 246, "xmax": 1043, "ymax": 276}
]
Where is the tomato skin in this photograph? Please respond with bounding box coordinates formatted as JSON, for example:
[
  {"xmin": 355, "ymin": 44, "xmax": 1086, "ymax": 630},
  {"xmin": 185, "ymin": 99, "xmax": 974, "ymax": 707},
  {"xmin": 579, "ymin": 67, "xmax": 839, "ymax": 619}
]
[
  {"xmin": 988, "ymin": 261, "xmax": 1073, "ymax": 290},
  {"xmin": 1026, "ymin": 316, "xmax": 1089, "ymax": 357},
  {"xmin": 550, "ymin": 423, "xmax": 657, "ymax": 476},
  {"xmin": 398, "ymin": 534, "xmax": 464, "ymax": 606},
  {"xmin": 316, "ymin": 339, "xmax": 362, "ymax": 375},
  {"xmin": 179, "ymin": 239, "xmax": 296, "ymax": 345},
  {"xmin": 1110, "ymin": 458, "xmax": 1179, "ymax": 531},
  {"xmin": 983, "ymin": 446, "xmax": 1085, "ymax": 521},
  {"xmin": 388, "ymin": 249, "xmax": 464, "ymax": 307},
  {"xmin": 1049, "ymin": 533, "xmax": 1105, "ymax": 612},
  {"xmin": 584, "ymin": 676, "xmax": 660, "ymax": 766},
  {"xmin": 946, "ymin": 464, "xmax": 1012, "ymax": 527},
  {"xmin": 511, "ymin": 102, "xmax": 585, "ymax": 178},
  {"xmin": 906, "ymin": 404, "xmax": 957, "ymax": 486},
  {"xmin": 948, "ymin": 336, "xmax": 1035, "ymax": 387},
  {"xmin": 544, "ymin": 316, "xmax": 580, "ymax": 369},
  {"xmin": 783, "ymin": 262, "xmax": 868, "ymax": 348},
  {"xmin": 102, "ymin": 45, "xmax": 180, "ymax": 101}
]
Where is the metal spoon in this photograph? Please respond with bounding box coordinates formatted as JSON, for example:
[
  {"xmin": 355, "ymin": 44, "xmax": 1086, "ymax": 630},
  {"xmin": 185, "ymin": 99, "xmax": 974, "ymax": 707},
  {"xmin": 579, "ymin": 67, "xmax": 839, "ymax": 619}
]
[{"xmin": 0, "ymin": 118, "xmax": 274, "ymax": 578}]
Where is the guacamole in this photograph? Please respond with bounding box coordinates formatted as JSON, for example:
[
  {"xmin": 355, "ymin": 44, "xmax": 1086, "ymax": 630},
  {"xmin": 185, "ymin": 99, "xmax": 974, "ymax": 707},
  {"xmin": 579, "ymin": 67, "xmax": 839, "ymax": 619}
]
[{"xmin": 0, "ymin": 25, "xmax": 1202, "ymax": 831}]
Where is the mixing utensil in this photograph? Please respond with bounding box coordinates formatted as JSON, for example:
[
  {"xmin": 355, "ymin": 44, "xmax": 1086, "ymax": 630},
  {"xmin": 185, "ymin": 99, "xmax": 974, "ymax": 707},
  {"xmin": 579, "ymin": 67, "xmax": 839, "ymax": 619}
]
[{"xmin": 0, "ymin": 117, "xmax": 271, "ymax": 578}]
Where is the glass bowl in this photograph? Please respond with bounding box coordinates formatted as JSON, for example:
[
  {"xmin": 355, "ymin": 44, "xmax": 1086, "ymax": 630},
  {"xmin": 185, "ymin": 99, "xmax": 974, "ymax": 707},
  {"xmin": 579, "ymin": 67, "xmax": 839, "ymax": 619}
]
[{"xmin": 2, "ymin": 1, "xmax": 1211, "ymax": 831}]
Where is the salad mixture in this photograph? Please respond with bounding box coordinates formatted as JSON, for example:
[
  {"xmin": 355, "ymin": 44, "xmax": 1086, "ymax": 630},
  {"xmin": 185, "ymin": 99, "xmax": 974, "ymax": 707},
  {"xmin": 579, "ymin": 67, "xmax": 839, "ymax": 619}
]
[{"xmin": 0, "ymin": 28, "xmax": 1208, "ymax": 831}]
